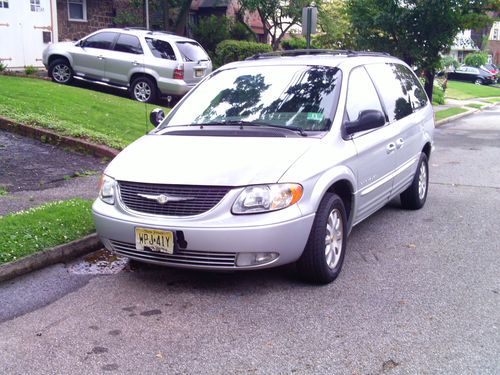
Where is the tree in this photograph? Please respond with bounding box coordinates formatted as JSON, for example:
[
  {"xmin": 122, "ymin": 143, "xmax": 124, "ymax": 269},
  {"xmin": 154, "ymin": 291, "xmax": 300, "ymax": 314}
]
[
  {"xmin": 238, "ymin": 0, "xmax": 315, "ymax": 50},
  {"xmin": 346, "ymin": 0, "xmax": 498, "ymax": 100},
  {"xmin": 316, "ymin": 0, "xmax": 356, "ymax": 49},
  {"xmin": 464, "ymin": 51, "xmax": 488, "ymax": 67}
]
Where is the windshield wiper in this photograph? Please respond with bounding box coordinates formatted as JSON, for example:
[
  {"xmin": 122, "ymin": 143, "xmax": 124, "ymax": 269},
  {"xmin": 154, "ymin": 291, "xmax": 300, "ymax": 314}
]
[{"xmin": 200, "ymin": 120, "xmax": 308, "ymax": 137}]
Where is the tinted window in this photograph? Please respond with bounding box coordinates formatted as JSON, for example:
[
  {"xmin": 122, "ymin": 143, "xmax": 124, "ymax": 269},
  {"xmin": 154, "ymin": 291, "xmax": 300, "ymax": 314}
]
[
  {"xmin": 176, "ymin": 42, "xmax": 209, "ymax": 62},
  {"xmin": 84, "ymin": 32, "xmax": 117, "ymax": 50},
  {"xmin": 114, "ymin": 34, "xmax": 143, "ymax": 54},
  {"xmin": 160, "ymin": 65, "xmax": 341, "ymax": 132},
  {"xmin": 146, "ymin": 38, "xmax": 176, "ymax": 60},
  {"xmin": 345, "ymin": 67, "xmax": 384, "ymax": 123},
  {"xmin": 365, "ymin": 63, "xmax": 426, "ymax": 121}
]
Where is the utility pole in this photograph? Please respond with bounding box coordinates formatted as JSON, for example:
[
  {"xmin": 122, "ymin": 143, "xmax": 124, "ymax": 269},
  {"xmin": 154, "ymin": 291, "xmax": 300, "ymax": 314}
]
[{"xmin": 145, "ymin": 0, "xmax": 150, "ymax": 30}]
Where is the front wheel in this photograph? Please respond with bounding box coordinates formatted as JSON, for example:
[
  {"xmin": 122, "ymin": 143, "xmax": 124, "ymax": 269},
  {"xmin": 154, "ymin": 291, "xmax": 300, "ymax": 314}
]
[
  {"xmin": 130, "ymin": 76, "xmax": 157, "ymax": 103},
  {"xmin": 400, "ymin": 153, "xmax": 429, "ymax": 210},
  {"xmin": 48, "ymin": 58, "xmax": 73, "ymax": 84},
  {"xmin": 296, "ymin": 193, "xmax": 347, "ymax": 284}
]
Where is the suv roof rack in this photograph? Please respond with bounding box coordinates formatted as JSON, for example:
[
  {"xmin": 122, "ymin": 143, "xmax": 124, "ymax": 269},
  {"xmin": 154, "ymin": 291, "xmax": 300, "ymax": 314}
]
[
  {"xmin": 123, "ymin": 27, "xmax": 149, "ymax": 31},
  {"xmin": 147, "ymin": 30, "xmax": 177, "ymax": 36},
  {"xmin": 246, "ymin": 49, "xmax": 392, "ymax": 60}
]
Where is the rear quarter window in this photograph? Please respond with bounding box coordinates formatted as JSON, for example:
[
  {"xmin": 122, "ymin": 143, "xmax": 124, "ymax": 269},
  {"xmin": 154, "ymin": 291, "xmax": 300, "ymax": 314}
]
[
  {"xmin": 146, "ymin": 38, "xmax": 176, "ymax": 60},
  {"xmin": 365, "ymin": 63, "xmax": 427, "ymax": 122}
]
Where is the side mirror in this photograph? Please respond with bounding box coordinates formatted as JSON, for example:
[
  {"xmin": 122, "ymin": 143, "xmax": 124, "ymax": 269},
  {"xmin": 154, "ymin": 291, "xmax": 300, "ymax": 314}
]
[
  {"xmin": 76, "ymin": 39, "xmax": 85, "ymax": 47},
  {"xmin": 150, "ymin": 108, "xmax": 165, "ymax": 127},
  {"xmin": 345, "ymin": 109, "xmax": 385, "ymax": 135}
]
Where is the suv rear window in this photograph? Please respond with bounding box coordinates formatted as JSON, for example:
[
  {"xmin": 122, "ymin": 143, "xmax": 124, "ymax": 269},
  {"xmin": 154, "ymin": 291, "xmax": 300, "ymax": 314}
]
[{"xmin": 176, "ymin": 42, "xmax": 209, "ymax": 62}]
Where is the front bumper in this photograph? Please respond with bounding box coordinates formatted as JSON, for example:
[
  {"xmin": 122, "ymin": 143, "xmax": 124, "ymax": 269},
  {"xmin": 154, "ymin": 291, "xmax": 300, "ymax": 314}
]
[{"xmin": 92, "ymin": 197, "xmax": 315, "ymax": 271}]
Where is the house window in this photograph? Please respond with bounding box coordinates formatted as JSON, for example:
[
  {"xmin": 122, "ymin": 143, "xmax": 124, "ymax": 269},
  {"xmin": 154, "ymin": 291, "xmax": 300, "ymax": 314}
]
[
  {"xmin": 68, "ymin": 0, "xmax": 87, "ymax": 21},
  {"xmin": 0, "ymin": 1, "xmax": 9, "ymax": 9},
  {"xmin": 30, "ymin": 0, "xmax": 42, "ymax": 12}
]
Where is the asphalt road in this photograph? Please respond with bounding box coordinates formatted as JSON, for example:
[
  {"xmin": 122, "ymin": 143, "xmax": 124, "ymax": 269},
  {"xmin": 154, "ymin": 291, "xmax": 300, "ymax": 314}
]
[
  {"xmin": 0, "ymin": 107, "xmax": 499, "ymax": 374},
  {"xmin": 0, "ymin": 130, "xmax": 105, "ymax": 215}
]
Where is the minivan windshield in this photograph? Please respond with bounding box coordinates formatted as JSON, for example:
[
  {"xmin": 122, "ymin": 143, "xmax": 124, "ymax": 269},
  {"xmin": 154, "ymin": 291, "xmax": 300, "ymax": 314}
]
[{"xmin": 158, "ymin": 65, "xmax": 341, "ymax": 132}]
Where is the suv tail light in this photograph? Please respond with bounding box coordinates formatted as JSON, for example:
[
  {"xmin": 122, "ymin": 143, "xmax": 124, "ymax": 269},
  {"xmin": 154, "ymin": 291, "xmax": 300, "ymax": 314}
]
[{"xmin": 173, "ymin": 66, "xmax": 184, "ymax": 80}]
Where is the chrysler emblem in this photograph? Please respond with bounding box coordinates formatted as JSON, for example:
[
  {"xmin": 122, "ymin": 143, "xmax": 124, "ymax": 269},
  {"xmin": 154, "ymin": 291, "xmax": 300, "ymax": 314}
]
[{"xmin": 137, "ymin": 193, "xmax": 195, "ymax": 204}]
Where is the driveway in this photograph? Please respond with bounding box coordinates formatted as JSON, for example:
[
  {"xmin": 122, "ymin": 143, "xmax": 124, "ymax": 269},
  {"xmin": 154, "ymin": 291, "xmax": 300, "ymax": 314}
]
[
  {"xmin": 0, "ymin": 107, "xmax": 499, "ymax": 374},
  {"xmin": 0, "ymin": 129, "xmax": 105, "ymax": 215}
]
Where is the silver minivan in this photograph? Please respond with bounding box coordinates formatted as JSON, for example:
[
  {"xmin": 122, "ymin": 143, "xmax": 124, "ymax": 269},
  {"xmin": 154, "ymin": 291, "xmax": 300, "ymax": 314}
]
[
  {"xmin": 42, "ymin": 28, "xmax": 212, "ymax": 102},
  {"xmin": 92, "ymin": 50, "xmax": 434, "ymax": 284}
]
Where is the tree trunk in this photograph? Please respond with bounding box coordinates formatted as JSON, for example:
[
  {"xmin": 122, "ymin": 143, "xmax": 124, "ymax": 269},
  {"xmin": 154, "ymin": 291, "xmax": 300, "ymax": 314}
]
[{"xmin": 424, "ymin": 69, "xmax": 434, "ymax": 102}]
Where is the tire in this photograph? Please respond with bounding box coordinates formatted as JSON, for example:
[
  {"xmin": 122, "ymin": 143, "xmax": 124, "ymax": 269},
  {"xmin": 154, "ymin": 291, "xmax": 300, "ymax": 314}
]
[
  {"xmin": 296, "ymin": 193, "xmax": 347, "ymax": 284},
  {"xmin": 48, "ymin": 58, "xmax": 73, "ymax": 84},
  {"xmin": 400, "ymin": 153, "xmax": 429, "ymax": 210},
  {"xmin": 130, "ymin": 76, "xmax": 157, "ymax": 103},
  {"xmin": 474, "ymin": 78, "xmax": 483, "ymax": 85}
]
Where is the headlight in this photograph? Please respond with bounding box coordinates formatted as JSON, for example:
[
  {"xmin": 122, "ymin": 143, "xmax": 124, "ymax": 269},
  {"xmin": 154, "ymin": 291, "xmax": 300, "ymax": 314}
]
[
  {"xmin": 98, "ymin": 174, "xmax": 116, "ymax": 205},
  {"xmin": 232, "ymin": 183, "xmax": 303, "ymax": 214}
]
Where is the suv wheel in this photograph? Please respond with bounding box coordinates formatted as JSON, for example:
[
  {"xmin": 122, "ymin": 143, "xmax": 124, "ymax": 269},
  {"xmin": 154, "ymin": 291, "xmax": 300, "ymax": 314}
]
[
  {"xmin": 130, "ymin": 76, "xmax": 157, "ymax": 103},
  {"xmin": 48, "ymin": 59, "xmax": 73, "ymax": 84},
  {"xmin": 400, "ymin": 153, "xmax": 429, "ymax": 210},
  {"xmin": 296, "ymin": 193, "xmax": 347, "ymax": 284}
]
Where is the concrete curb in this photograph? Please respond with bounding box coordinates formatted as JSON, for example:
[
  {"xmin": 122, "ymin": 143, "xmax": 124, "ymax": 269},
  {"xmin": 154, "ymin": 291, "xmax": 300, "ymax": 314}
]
[
  {"xmin": 435, "ymin": 101, "xmax": 498, "ymax": 127},
  {"xmin": 0, "ymin": 234, "xmax": 102, "ymax": 282},
  {"xmin": 0, "ymin": 116, "xmax": 119, "ymax": 159}
]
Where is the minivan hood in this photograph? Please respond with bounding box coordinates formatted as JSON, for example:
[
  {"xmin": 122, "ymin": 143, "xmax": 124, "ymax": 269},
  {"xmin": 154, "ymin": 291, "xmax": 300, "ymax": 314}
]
[{"xmin": 105, "ymin": 134, "xmax": 317, "ymax": 186}]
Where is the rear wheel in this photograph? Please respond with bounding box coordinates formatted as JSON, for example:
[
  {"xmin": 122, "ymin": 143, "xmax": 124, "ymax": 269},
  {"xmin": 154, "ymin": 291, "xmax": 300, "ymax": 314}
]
[
  {"xmin": 296, "ymin": 193, "xmax": 347, "ymax": 284},
  {"xmin": 130, "ymin": 76, "xmax": 157, "ymax": 103},
  {"xmin": 474, "ymin": 78, "xmax": 483, "ymax": 85},
  {"xmin": 48, "ymin": 58, "xmax": 73, "ymax": 84},
  {"xmin": 400, "ymin": 153, "xmax": 429, "ymax": 210}
]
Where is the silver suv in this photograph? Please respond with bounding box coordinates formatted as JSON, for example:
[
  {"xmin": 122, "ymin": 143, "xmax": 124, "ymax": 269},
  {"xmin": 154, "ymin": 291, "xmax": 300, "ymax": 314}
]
[
  {"xmin": 92, "ymin": 50, "xmax": 434, "ymax": 284},
  {"xmin": 42, "ymin": 28, "xmax": 212, "ymax": 102}
]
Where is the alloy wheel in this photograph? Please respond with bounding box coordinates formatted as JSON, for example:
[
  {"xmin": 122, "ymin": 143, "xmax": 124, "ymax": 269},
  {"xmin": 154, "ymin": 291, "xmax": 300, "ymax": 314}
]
[{"xmin": 325, "ymin": 208, "xmax": 343, "ymax": 269}]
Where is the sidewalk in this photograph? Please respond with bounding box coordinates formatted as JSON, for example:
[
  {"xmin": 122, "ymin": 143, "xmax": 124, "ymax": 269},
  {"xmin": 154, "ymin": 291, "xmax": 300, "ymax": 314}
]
[{"xmin": 434, "ymin": 96, "xmax": 498, "ymax": 126}]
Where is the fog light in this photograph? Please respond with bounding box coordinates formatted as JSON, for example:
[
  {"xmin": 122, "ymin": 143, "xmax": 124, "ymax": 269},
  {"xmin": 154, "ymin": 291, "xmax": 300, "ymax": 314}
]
[{"xmin": 236, "ymin": 252, "xmax": 279, "ymax": 267}]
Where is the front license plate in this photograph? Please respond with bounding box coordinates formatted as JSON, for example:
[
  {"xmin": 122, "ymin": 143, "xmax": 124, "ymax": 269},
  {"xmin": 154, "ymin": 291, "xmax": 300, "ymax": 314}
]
[
  {"xmin": 135, "ymin": 228, "xmax": 174, "ymax": 254},
  {"xmin": 195, "ymin": 69, "xmax": 204, "ymax": 77}
]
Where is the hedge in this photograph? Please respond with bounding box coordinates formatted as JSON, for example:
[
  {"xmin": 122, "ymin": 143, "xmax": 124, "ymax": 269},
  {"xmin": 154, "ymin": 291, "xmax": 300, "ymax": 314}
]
[{"xmin": 215, "ymin": 40, "xmax": 272, "ymax": 66}]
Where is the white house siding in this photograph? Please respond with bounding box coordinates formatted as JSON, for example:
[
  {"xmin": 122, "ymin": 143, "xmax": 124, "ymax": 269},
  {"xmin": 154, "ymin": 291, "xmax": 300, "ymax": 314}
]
[{"xmin": 0, "ymin": 0, "xmax": 58, "ymax": 68}]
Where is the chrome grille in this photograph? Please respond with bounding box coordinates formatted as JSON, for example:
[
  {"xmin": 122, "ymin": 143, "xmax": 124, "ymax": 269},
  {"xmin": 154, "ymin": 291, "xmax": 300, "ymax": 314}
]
[
  {"xmin": 109, "ymin": 240, "xmax": 237, "ymax": 268},
  {"xmin": 118, "ymin": 181, "xmax": 231, "ymax": 216}
]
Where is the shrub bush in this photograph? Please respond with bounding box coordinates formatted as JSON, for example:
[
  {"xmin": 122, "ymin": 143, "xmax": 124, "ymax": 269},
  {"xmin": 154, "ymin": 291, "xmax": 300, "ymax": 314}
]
[
  {"xmin": 432, "ymin": 85, "xmax": 445, "ymax": 105},
  {"xmin": 24, "ymin": 65, "xmax": 37, "ymax": 75},
  {"xmin": 230, "ymin": 22, "xmax": 255, "ymax": 42},
  {"xmin": 0, "ymin": 62, "xmax": 7, "ymax": 72},
  {"xmin": 282, "ymin": 36, "xmax": 308, "ymax": 50},
  {"xmin": 464, "ymin": 52, "xmax": 488, "ymax": 68},
  {"xmin": 192, "ymin": 15, "xmax": 232, "ymax": 60},
  {"xmin": 215, "ymin": 40, "xmax": 272, "ymax": 67}
]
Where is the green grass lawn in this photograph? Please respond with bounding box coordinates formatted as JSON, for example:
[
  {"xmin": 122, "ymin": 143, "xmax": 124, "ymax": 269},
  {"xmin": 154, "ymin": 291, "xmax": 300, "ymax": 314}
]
[
  {"xmin": 435, "ymin": 107, "xmax": 468, "ymax": 121},
  {"xmin": 0, "ymin": 199, "xmax": 95, "ymax": 264},
  {"xmin": 483, "ymin": 97, "xmax": 500, "ymax": 103},
  {"xmin": 445, "ymin": 81, "xmax": 500, "ymax": 100},
  {"xmin": 465, "ymin": 103, "xmax": 484, "ymax": 110},
  {"xmin": 0, "ymin": 75, "xmax": 169, "ymax": 149}
]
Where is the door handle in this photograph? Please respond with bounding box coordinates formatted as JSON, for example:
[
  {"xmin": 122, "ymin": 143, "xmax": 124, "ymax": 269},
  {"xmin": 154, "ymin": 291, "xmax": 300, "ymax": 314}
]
[
  {"xmin": 132, "ymin": 61, "xmax": 140, "ymax": 66},
  {"xmin": 97, "ymin": 55, "xmax": 105, "ymax": 60},
  {"xmin": 396, "ymin": 138, "xmax": 405, "ymax": 149},
  {"xmin": 386, "ymin": 143, "xmax": 396, "ymax": 154}
]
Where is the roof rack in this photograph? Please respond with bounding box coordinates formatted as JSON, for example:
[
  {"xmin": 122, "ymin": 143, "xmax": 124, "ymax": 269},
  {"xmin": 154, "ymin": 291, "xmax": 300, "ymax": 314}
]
[
  {"xmin": 147, "ymin": 30, "xmax": 177, "ymax": 36},
  {"xmin": 246, "ymin": 49, "xmax": 392, "ymax": 60},
  {"xmin": 123, "ymin": 27, "xmax": 149, "ymax": 31}
]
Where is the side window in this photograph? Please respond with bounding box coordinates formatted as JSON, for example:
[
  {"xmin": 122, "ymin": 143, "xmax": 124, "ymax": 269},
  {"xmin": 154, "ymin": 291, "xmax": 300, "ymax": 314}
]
[
  {"xmin": 365, "ymin": 63, "xmax": 414, "ymax": 122},
  {"xmin": 84, "ymin": 32, "xmax": 117, "ymax": 50},
  {"xmin": 345, "ymin": 66, "xmax": 384, "ymax": 123},
  {"xmin": 146, "ymin": 38, "xmax": 176, "ymax": 60},
  {"xmin": 114, "ymin": 34, "xmax": 143, "ymax": 54},
  {"xmin": 394, "ymin": 64, "xmax": 428, "ymax": 110}
]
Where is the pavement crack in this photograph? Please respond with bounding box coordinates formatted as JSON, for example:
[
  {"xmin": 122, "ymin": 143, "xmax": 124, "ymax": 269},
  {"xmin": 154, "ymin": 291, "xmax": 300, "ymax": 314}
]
[{"xmin": 430, "ymin": 182, "xmax": 500, "ymax": 190}]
